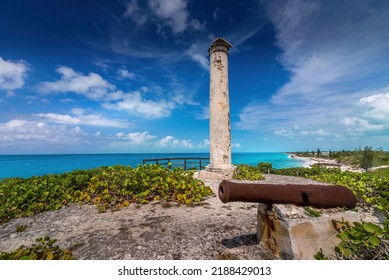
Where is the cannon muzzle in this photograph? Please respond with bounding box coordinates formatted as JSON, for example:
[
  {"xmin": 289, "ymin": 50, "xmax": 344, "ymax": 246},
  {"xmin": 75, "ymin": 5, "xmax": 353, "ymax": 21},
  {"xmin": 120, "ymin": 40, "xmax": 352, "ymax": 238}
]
[{"xmin": 218, "ymin": 180, "xmax": 357, "ymax": 209}]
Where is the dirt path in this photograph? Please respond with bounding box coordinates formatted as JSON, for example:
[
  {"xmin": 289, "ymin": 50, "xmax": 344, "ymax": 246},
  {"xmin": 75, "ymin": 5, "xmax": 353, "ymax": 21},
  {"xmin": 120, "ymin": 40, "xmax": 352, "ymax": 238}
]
[{"xmin": 0, "ymin": 175, "xmax": 331, "ymax": 260}]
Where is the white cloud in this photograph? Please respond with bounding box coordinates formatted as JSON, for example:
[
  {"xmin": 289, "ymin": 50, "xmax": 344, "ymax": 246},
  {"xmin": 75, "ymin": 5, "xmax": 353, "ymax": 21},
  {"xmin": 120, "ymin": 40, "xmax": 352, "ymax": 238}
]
[
  {"xmin": 117, "ymin": 68, "xmax": 136, "ymax": 80},
  {"xmin": 0, "ymin": 57, "xmax": 29, "ymax": 90},
  {"xmin": 0, "ymin": 119, "xmax": 87, "ymax": 146},
  {"xmin": 237, "ymin": 1, "xmax": 389, "ymax": 147},
  {"xmin": 187, "ymin": 44, "xmax": 209, "ymax": 70},
  {"xmin": 274, "ymin": 129, "xmax": 296, "ymax": 138},
  {"xmin": 125, "ymin": 0, "xmax": 148, "ymax": 25},
  {"xmin": 195, "ymin": 105, "xmax": 209, "ymax": 120},
  {"xmin": 115, "ymin": 131, "xmax": 156, "ymax": 145},
  {"xmin": 263, "ymin": 0, "xmax": 389, "ymax": 104},
  {"xmin": 148, "ymin": 0, "xmax": 189, "ymax": 33},
  {"xmin": 340, "ymin": 91, "xmax": 389, "ymax": 133},
  {"xmin": 71, "ymin": 107, "xmax": 86, "ymax": 115},
  {"xmin": 158, "ymin": 135, "xmax": 174, "ymax": 147},
  {"xmin": 199, "ymin": 138, "xmax": 210, "ymax": 148},
  {"xmin": 38, "ymin": 66, "xmax": 115, "ymax": 100},
  {"xmin": 358, "ymin": 92, "xmax": 389, "ymax": 122},
  {"xmin": 38, "ymin": 66, "xmax": 191, "ymax": 120},
  {"xmin": 274, "ymin": 127, "xmax": 330, "ymax": 138},
  {"xmin": 35, "ymin": 112, "xmax": 130, "ymax": 128},
  {"xmin": 190, "ymin": 19, "xmax": 206, "ymax": 31},
  {"xmin": 157, "ymin": 135, "xmax": 194, "ymax": 148},
  {"xmin": 103, "ymin": 90, "xmax": 176, "ymax": 119}
]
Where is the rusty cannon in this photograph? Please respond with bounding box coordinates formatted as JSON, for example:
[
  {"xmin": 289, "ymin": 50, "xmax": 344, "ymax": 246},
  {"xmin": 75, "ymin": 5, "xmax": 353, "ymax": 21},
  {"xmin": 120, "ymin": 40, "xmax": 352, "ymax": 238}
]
[{"xmin": 218, "ymin": 180, "xmax": 357, "ymax": 209}]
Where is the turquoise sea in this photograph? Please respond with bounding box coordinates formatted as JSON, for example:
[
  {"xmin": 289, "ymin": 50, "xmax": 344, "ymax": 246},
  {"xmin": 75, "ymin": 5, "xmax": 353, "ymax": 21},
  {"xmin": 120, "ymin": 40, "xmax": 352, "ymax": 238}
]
[{"xmin": 0, "ymin": 152, "xmax": 305, "ymax": 179}]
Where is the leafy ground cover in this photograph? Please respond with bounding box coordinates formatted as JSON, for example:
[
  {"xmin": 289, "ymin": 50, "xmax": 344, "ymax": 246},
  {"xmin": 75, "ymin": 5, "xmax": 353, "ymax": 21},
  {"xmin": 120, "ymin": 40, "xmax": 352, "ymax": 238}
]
[
  {"xmin": 0, "ymin": 164, "xmax": 212, "ymax": 224},
  {"xmin": 233, "ymin": 164, "xmax": 265, "ymax": 180},
  {"xmin": 0, "ymin": 236, "xmax": 75, "ymax": 260},
  {"xmin": 229, "ymin": 162, "xmax": 389, "ymax": 259},
  {"xmin": 270, "ymin": 165, "xmax": 389, "ymax": 259},
  {"xmin": 372, "ymin": 167, "xmax": 389, "ymax": 178}
]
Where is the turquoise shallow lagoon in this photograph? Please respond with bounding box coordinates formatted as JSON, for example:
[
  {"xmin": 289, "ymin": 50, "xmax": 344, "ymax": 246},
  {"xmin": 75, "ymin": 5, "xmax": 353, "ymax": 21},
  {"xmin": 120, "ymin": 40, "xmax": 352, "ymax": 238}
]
[{"xmin": 0, "ymin": 152, "xmax": 305, "ymax": 179}]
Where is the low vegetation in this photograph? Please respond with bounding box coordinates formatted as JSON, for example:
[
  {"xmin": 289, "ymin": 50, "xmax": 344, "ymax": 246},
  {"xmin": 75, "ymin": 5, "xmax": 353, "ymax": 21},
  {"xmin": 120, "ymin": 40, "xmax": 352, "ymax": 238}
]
[
  {"xmin": 0, "ymin": 236, "xmax": 75, "ymax": 260},
  {"xmin": 2, "ymin": 157, "xmax": 388, "ymax": 260},
  {"xmin": 231, "ymin": 161, "xmax": 389, "ymax": 259},
  {"xmin": 0, "ymin": 164, "xmax": 212, "ymax": 224},
  {"xmin": 314, "ymin": 219, "xmax": 389, "ymax": 260},
  {"xmin": 294, "ymin": 146, "xmax": 389, "ymax": 171},
  {"xmin": 264, "ymin": 164, "xmax": 389, "ymax": 259},
  {"xmin": 233, "ymin": 164, "xmax": 265, "ymax": 180}
]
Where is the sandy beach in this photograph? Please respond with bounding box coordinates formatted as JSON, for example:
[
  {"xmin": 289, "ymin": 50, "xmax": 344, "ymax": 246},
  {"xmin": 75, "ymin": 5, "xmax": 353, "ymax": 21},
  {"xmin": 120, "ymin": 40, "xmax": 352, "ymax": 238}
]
[{"xmin": 289, "ymin": 154, "xmax": 364, "ymax": 172}]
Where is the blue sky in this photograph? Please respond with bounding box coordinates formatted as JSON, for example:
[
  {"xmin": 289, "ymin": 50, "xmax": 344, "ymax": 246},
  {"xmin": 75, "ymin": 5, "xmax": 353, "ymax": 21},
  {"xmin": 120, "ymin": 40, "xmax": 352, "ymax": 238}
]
[{"xmin": 1, "ymin": 0, "xmax": 389, "ymax": 154}]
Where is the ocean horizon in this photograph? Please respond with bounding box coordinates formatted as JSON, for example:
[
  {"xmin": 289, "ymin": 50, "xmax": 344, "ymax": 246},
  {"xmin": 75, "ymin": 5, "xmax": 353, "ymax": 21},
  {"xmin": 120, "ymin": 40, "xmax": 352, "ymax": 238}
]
[{"xmin": 0, "ymin": 152, "xmax": 305, "ymax": 179}]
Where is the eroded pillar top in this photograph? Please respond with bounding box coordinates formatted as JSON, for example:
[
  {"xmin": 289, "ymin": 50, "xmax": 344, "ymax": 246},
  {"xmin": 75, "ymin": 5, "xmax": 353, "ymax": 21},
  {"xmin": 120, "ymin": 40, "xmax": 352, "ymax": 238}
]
[{"xmin": 208, "ymin": 38, "xmax": 232, "ymax": 55}]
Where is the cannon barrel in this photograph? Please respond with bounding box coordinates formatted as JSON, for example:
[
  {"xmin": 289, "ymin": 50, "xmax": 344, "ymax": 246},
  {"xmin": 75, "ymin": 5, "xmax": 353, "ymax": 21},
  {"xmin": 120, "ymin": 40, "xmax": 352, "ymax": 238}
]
[{"xmin": 218, "ymin": 180, "xmax": 357, "ymax": 209}]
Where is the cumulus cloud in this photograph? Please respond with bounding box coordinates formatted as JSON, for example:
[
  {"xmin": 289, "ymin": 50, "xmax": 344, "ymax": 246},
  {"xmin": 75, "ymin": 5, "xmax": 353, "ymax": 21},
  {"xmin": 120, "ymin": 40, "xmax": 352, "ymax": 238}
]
[
  {"xmin": 199, "ymin": 138, "xmax": 210, "ymax": 148},
  {"xmin": 157, "ymin": 135, "xmax": 194, "ymax": 148},
  {"xmin": 38, "ymin": 66, "xmax": 115, "ymax": 100},
  {"xmin": 148, "ymin": 0, "xmax": 189, "ymax": 33},
  {"xmin": 38, "ymin": 66, "xmax": 188, "ymax": 120},
  {"xmin": 35, "ymin": 112, "xmax": 130, "ymax": 128},
  {"xmin": 358, "ymin": 93, "xmax": 389, "ymax": 122},
  {"xmin": 115, "ymin": 131, "xmax": 156, "ymax": 145},
  {"xmin": 0, "ymin": 119, "xmax": 87, "ymax": 147},
  {"xmin": 0, "ymin": 57, "xmax": 29, "ymax": 90},
  {"xmin": 103, "ymin": 90, "xmax": 176, "ymax": 119},
  {"xmin": 117, "ymin": 68, "xmax": 136, "ymax": 80},
  {"xmin": 340, "ymin": 91, "xmax": 389, "ymax": 134}
]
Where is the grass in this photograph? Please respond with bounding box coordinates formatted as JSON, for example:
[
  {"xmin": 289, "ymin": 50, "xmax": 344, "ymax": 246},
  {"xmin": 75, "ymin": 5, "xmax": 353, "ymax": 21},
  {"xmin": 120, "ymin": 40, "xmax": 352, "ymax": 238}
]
[
  {"xmin": 372, "ymin": 167, "xmax": 389, "ymax": 178},
  {"xmin": 373, "ymin": 152, "xmax": 389, "ymax": 167}
]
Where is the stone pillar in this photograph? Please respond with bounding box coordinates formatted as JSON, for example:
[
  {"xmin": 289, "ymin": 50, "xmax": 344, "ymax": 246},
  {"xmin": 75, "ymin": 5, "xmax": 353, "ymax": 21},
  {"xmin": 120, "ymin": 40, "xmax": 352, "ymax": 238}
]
[{"xmin": 205, "ymin": 38, "xmax": 235, "ymax": 177}]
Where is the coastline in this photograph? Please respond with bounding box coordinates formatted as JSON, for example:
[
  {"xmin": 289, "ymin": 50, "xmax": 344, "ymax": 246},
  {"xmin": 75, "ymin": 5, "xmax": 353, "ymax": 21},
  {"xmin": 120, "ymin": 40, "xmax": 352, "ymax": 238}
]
[{"xmin": 289, "ymin": 153, "xmax": 364, "ymax": 172}]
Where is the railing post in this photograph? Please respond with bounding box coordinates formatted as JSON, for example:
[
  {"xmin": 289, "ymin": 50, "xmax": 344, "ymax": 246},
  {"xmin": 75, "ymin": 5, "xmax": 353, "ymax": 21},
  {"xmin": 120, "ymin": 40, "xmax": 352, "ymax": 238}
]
[{"xmin": 184, "ymin": 159, "xmax": 187, "ymax": 170}]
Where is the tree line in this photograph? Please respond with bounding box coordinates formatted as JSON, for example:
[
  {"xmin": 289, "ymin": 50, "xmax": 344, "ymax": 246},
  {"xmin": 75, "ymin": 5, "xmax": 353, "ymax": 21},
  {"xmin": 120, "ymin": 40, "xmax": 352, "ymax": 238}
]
[{"xmin": 294, "ymin": 146, "xmax": 388, "ymax": 172}]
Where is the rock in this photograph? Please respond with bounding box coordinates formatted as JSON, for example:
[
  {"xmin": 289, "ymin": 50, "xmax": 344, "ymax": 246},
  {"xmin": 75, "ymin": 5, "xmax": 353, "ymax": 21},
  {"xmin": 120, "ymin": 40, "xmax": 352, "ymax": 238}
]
[{"xmin": 257, "ymin": 203, "xmax": 362, "ymax": 259}]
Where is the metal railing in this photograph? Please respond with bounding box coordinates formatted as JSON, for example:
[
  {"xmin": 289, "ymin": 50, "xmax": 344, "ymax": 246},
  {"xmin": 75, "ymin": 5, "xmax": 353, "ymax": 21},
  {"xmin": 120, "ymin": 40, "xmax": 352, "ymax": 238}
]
[{"xmin": 142, "ymin": 157, "xmax": 210, "ymax": 170}]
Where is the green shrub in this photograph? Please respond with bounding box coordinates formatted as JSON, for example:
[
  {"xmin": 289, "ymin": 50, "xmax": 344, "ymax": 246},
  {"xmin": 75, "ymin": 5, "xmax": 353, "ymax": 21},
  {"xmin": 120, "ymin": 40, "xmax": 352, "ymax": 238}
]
[
  {"xmin": 304, "ymin": 206, "xmax": 321, "ymax": 217},
  {"xmin": 0, "ymin": 169, "xmax": 99, "ymax": 224},
  {"xmin": 0, "ymin": 236, "xmax": 75, "ymax": 260},
  {"xmin": 80, "ymin": 164, "xmax": 213, "ymax": 212},
  {"xmin": 233, "ymin": 164, "xmax": 265, "ymax": 180},
  {"xmin": 257, "ymin": 162, "xmax": 272, "ymax": 174},
  {"xmin": 315, "ymin": 220, "xmax": 389, "ymax": 260},
  {"xmin": 282, "ymin": 166, "xmax": 389, "ymax": 260},
  {"xmin": 0, "ymin": 164, "xmax": 213, "ymax": 223}
]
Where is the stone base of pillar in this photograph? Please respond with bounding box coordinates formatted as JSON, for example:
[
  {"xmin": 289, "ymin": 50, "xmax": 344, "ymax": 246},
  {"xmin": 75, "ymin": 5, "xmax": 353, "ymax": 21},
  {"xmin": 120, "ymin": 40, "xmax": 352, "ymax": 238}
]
[
  {"xmin": 257, "ymin": 203, "xmax": 365, "ymax": 260},
  {"xmin": 195, "ymin": 165, "xmax": 236, "ymax": 180}
]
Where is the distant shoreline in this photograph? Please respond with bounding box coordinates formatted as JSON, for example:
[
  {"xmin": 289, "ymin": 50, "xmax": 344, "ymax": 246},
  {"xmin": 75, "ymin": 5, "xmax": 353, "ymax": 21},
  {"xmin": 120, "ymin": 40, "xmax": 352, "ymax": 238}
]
[{"xmin": 288, "ymin": 153, "xmax": 364, "ymax": 172}]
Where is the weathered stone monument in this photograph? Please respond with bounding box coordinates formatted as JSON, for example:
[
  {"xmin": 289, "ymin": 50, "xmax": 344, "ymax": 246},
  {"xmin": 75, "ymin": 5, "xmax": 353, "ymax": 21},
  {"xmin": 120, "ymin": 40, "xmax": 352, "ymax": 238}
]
[{"xmin": 202, "ymin": 38, "xmax": 236, "ymax": 179}]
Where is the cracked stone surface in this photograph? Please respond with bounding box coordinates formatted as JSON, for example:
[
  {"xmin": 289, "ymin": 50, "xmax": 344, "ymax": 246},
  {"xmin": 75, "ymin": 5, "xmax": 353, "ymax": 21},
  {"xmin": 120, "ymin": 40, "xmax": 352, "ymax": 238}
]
[
  {"xmin": 0, "ymin": 177, "xmax": 279, "ymax": 260},
  {"xmin": 3, "ymin": 174, "xmax": 372, "ymax": 260}
]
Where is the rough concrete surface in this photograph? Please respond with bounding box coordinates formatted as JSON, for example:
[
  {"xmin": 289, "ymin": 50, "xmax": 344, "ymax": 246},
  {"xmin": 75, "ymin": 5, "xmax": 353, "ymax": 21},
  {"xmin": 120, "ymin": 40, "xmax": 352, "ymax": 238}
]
[
  {"xmin": 2, "ymin": 174, "xmax": 380, "ymax": 260},
  {"xmin": 0, "ymin": 177, "xmax": 278, "ymax": 260}
]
